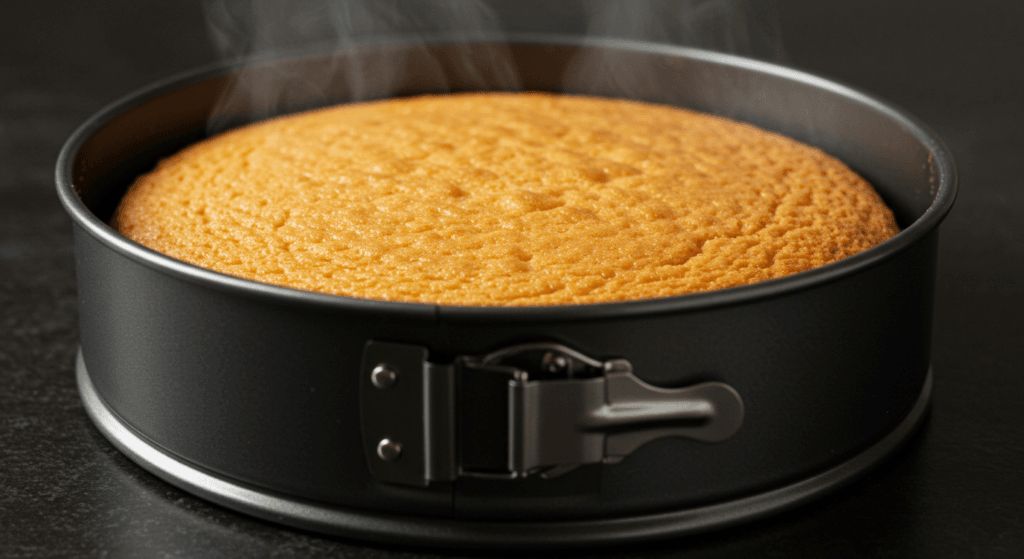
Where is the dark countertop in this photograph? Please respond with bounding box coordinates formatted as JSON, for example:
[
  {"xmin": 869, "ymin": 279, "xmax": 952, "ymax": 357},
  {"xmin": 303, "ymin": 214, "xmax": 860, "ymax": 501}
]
[{"xmin": 2, "ymin": 1, "xmax": 1022, "ymax": 557}]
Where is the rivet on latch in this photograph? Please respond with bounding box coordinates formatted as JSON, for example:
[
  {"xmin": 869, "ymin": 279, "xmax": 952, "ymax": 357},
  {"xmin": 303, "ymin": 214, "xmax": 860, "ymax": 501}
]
[
  {"xmin": 541, "ymin": 352, "xmax": 569, "ymax": 374},
  {"xmin": 371, "ymin": 364, "xmax": 398, "ymax": 389},
  {"xmin": 377, "ymin": 438, "xmax": 403, "ymax": 461}
]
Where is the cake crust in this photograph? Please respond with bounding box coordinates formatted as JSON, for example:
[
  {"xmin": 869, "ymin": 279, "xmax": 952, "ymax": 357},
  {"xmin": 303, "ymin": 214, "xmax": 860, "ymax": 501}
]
[{"xmin": 113, "ymin": 92, "xmax": 899, "ymax": 306}]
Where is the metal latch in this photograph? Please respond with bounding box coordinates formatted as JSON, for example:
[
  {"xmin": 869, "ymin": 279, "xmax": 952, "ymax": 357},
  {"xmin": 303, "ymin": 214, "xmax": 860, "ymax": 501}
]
[{"xmin": 359, "ymin": 341, "xmax": 743, "ymax": 487}]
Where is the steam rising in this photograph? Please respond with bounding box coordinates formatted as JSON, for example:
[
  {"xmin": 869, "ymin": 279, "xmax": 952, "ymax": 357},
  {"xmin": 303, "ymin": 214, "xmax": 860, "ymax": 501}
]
[
  {"xmin": 202, "ymin": 0, "xmax": 785, "ymax": 132},
  {"xmin": 582, "ymin": 0, "xmax": 784, "ymax": 59},
  {"xmin": 564, "ymin": 0, "xmax": 785, "ymax": 100},
  {"xmin": 203, "ymin": 0, "xmax": 519, "ymax": 133}
]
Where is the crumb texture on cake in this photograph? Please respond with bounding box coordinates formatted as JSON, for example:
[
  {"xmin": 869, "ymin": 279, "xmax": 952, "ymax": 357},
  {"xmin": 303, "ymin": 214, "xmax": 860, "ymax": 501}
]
[{"xmin": 113, "ymin": 92, "xmax": 899, "ymax": 305}]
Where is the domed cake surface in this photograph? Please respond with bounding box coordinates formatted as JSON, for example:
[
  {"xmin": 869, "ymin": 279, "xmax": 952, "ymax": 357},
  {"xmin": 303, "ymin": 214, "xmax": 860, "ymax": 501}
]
[{"xmin": 113, "ymin": 92, "xmax": 899, "ymax": 306}]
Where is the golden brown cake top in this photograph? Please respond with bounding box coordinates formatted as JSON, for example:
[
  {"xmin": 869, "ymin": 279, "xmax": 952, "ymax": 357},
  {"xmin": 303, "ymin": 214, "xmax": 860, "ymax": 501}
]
[{"xmin": 113, "ymin": 92, "xmax": 899, "ymax": 306}]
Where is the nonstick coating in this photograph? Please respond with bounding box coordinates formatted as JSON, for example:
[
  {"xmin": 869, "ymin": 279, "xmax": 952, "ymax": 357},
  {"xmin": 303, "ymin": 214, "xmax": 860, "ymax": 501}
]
[{"xmin": 56, "ymin": 36, "xmax": 955, "ymax": 543}]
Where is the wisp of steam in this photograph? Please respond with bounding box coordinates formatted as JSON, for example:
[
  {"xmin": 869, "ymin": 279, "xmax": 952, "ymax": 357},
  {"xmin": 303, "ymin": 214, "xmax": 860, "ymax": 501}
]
[
  {"xmin": 202, "ymin": 0, "xmax": 785, "ymax": 133},
  {"xmin": 202, "ymin": 0, "xmax": 520, "ymax": 133},
  {"xmin": 566, "ymin": 0, "xmax": 785, "ymax": 99}
]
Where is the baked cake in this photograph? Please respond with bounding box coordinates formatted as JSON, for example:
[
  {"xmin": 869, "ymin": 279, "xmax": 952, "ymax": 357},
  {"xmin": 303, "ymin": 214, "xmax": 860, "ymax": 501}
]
[{"xmin": 113, "ymin": 92, "xmax": 899, "ymax": 306}]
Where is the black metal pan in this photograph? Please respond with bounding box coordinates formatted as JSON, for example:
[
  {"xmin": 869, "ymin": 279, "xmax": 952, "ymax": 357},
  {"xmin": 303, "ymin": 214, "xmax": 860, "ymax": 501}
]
[{"xmin": 55, "ymin": 36, "xmax": 956, "ymax": 548}]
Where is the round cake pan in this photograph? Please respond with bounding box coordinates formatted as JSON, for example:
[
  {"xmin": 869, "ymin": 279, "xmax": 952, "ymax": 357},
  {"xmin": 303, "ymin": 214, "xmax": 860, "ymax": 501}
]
[{"xmin": 56, "ymin": 36, "xmax": 955, "ymax": 548}]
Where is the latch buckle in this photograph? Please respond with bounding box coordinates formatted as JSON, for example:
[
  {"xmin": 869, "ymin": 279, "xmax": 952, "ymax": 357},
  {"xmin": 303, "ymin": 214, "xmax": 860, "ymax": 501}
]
[{"xmin": 359, "ymin": 341, "xmax": 743, "ymax": 487}]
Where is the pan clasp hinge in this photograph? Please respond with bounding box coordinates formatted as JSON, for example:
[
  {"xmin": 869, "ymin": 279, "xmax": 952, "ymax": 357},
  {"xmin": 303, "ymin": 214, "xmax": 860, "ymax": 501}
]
[{"xmin": 359, "ymin": 341, "xmax": 743, "ymax": 487}]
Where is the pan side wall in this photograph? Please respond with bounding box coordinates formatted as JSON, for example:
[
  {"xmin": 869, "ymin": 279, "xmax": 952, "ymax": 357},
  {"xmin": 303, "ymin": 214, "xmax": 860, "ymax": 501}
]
[{"xmin": 75, "ymin": 223, "xmax": 936, "ymax": 519}]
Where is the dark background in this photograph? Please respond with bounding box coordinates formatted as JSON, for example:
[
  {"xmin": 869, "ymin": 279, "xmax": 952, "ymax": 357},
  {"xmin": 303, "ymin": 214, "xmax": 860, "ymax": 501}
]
[{"xmin": 2, "ymin": 1, "xmax": 1022, "ymax": 557}]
